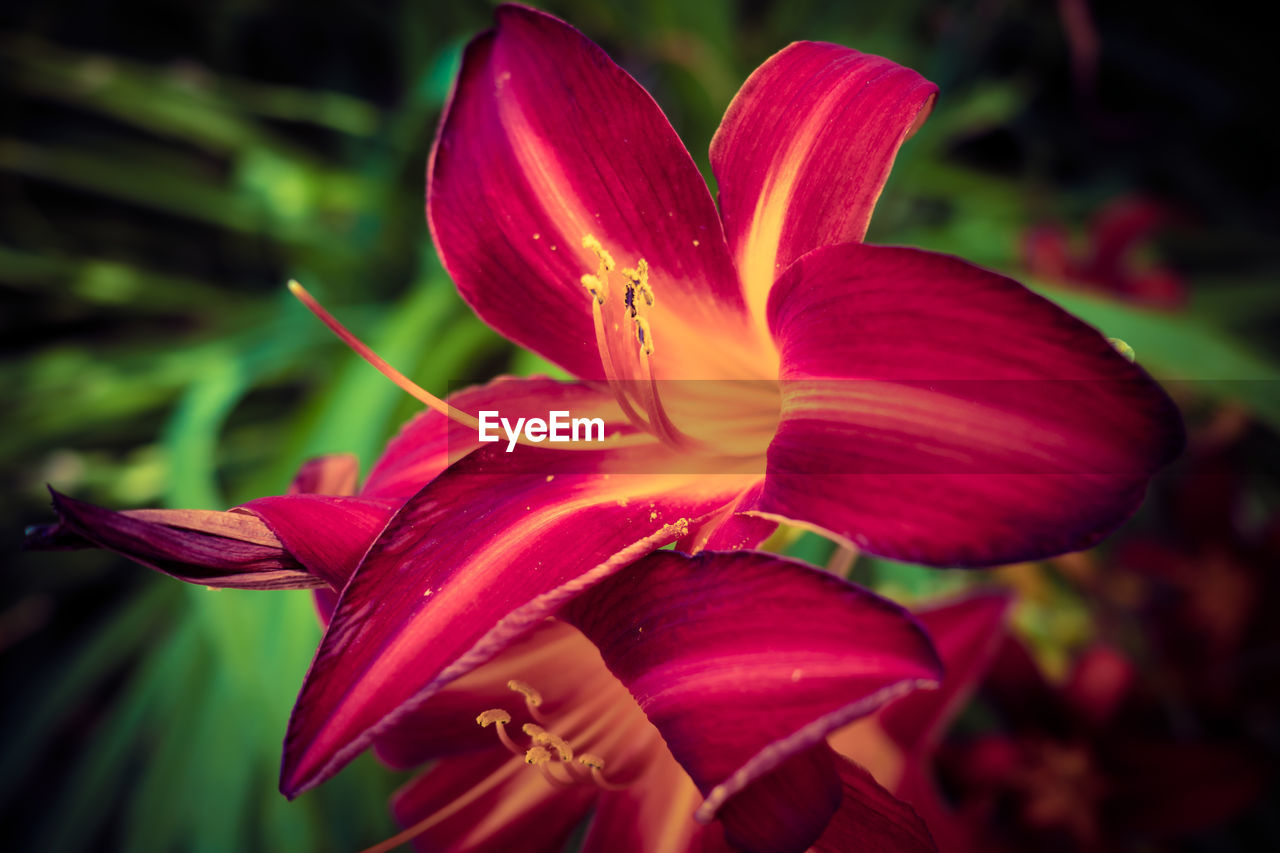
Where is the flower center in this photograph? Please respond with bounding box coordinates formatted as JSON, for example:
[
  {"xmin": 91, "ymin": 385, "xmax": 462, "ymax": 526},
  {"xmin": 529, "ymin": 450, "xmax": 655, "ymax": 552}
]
[
  {"xmin": 580, "ymin": 235, "xmax": 696, "ymax": 450},
  {"xmin": 477, "ymin": 678, "xmax": 630, "ymax": 792}
]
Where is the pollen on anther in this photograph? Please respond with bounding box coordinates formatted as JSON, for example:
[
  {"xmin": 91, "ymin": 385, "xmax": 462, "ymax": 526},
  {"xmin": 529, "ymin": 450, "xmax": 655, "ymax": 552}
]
[
  {"xmin": 634, "ymin": 316, "xmax": 653, "ymax": 355},
  {"xmin": 578, "ymin": 753, "xmax": 606, "ymax": 770},
  {"xmin": 581, "ymin": 273, "xmax": 605, "ymax": 304},
  {"xmin": 508, "ymin": 679, "xmax": 542, "ymax": 708},
  {"xmin": 582, "ymin": 234, "xmax": 615, "ymax": 271},
  {"xmin": 535, "ymin": 731, "xmax": 574, "ymax": 761},
  {"xmin": 525, "ymin": 746, "xmax": 552, "ymax": 766},
  {"xmin": 477, "ymin": 708, "xmax": 512, "ymax": 727}
]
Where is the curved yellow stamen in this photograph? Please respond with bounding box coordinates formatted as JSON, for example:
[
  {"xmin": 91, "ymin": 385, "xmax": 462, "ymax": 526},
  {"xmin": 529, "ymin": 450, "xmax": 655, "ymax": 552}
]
[
  {"xmin": 508, "ymin": 679, "xmax": 550, "ymax": 725},
  {"xmin": 476, "ymin": 708, "xmax": 523, "ymax": 756}
]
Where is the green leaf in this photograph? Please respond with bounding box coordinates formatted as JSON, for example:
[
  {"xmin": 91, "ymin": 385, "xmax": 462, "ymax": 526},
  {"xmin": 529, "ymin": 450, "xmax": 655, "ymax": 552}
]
[{"xmin": 1033, "ymin": 281, "xmax": 1280, "ymax": 430}]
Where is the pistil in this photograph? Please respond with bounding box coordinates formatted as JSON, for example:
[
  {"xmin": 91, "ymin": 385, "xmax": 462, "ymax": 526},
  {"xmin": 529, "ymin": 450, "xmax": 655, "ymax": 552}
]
[{"xmin": 289, "ymin": 279, "xmax": 650, "ymax": 451}]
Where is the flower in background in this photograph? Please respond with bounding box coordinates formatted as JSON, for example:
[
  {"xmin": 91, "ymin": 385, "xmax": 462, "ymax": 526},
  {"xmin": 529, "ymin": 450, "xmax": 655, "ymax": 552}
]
[
  {"xmin": 28, "ymin": 0, "xmax": 1183, "ymax": 823},
  {"xmin": 1024, "ymin": 196, "xmax": 1187, "ymax": 307},
  {"xmin": 935, "ymin": 636, "xmax": 1269, "ymax": 851}
]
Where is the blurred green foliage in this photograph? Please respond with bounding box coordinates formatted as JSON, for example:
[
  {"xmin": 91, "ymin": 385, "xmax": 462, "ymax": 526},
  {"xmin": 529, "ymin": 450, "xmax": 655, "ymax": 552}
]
[{"xmin": 3, "ymin": 0, "xmax": 1277, "ymax": 850}]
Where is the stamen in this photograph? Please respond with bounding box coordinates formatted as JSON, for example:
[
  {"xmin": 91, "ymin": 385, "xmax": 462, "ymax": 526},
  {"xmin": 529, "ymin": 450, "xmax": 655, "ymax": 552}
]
[
  {"xmin": 577, "ymin": 236, "xmax": 700, "ymax": 450},
  {"xmin": 468, "ymin": 684, "xmax": 633, "ymax": 800},
  {"xmin": 524, "ymin": 746, "xmax": 575, "ymax": 788},
  {"xmin": 582, "ymin": 235, "xmax": 615, "ymax": 271},
  {"xmin": 589, "ymin": 294, "xmax": 648, "ymax": 428},
  {"xmin": 476, "ymin": 709, "xmax": 510, "ymax": 727},
  {"xmin": 508, "ymin": 679, "xmax": 550, "ymax": 725},
  {"xmin": 542, "ymin": 763, "xmax": 578, "ymax": 786},
  {"xmin": 577, "ymin": 754, "xmax": 629, "ymax": 790},
  {"xmin": 476, "ymin": 708, "xmax": 521, "ymax": 755},
  {"xmin": 523, "ymin": 723, "xmax": 573, "ymax": 761},
  {"xmin": 581, "ymin": 273, "xmax": 606, "ymax": 305},
  {"xmin": 507, "ymin": 679, "xmax": 541, "ymax": 707}
]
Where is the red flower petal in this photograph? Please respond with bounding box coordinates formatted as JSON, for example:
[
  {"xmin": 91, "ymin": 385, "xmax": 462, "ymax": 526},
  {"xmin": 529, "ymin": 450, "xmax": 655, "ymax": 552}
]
[
  {"xmin": 239, "ymin": 495, "xmax": 399, "ymax": 589},
  {"xmin": 676, "ymin": 481, "xmax": 776, "ymax": 553},
  {"xmin": 560, "ymin": 550, "xmax": 940, "ymax": 830},
  {"xmin": 362, "ymin": 376, "xmax": 623, "ymax": 499},
  {"xmin": 429, "ymin": 5, "xmax": 760, "ymax": 381},
  {"xmin": 30, "ymin": 490, "xmax": 321, "ymax": 590},
  {"xmin": 811, "ymin": 756, "xmax": 937, "ymax": 853},
  {"xmin": 280, "ymin": 446, "xmax": 753, "ymax": 796},
  {"xmin": 286, "ymin": 453, "xmax": 359, "ymax": 496},
  {"xmin": 372, "ymin": 620, "xmax": 592, "ymax": 768},
  {"xmin": 714, "ymin": 745, "xmax": 842, "ymax": 853},
  {"xmin": 390, "ymin": 747, "xmax": 595, "ymax": 853},
  {"xmin": 711, "ymin": 42, "xmax": 936, "ymax": 324},
  {"xmin": 756, "ymin": 242, "xmax": 1184, "ymax": 566},
  {"xmin": 583, "ymin": 764, "xmax": 732, "ymax": 853},
  {"xmin": 878, "ymin": 594, "xmax": 1013, "ymax": 752}
]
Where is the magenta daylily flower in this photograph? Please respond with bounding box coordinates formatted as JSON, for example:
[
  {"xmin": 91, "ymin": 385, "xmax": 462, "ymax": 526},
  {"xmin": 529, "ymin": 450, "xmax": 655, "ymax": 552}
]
[
  {"xmin": 1024, "ymin": 196, "xmax": 1187, "ymax": 307},
  {"xmin": 29, "ymin": 3, "xmax": 1183, "ymax": 834}
]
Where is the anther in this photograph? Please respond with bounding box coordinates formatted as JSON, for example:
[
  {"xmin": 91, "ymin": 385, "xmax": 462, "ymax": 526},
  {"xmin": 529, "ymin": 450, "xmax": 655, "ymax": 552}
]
[
  {"xmin": 627, "ymin": 259, "xmax": 654, "ymax": 306},
  {"xmin": 582, "ymin": 235, "xmax": 615, "ymax": 271},
  {"xmin": 476, "ymin": 709, "xmax": 511, "ymax": 727},
  {"xmin": 525, "ymin": 726, "xmax": 574, "ymax": 762},
  {"xmin": 634, "ymin": 316, "xmax": 653, "ymax": 355},
  {"xmin": 508, "ymin": 680, "xmax": 541, "ymax": 707},
  {"xmin": 509, "ymin": 679, "xmax": 549, "ymax": 724},
  {"xmin": 581, "ymin": 274, "xmax": 606, "ymax": 304},
  {"xmin": 577, "ymin": 754, "xmax": 629, "ymax": 790},
  {"xmin": 476, "ymin": 708, "xmax": 522, "ymax": 755},
  {"xmin": 524, "ymin": 746, "xmax": 551, "ymax": 766}
]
